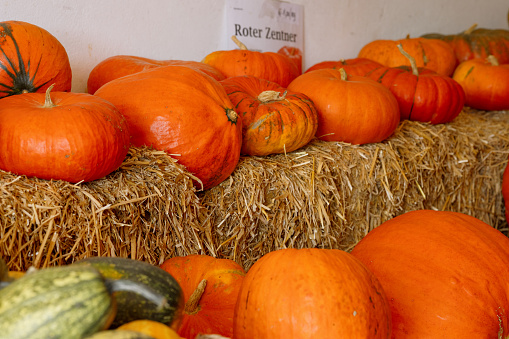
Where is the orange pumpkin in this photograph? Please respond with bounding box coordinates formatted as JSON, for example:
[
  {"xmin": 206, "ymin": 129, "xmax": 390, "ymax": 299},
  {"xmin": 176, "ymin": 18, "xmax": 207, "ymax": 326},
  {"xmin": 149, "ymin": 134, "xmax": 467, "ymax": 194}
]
[
  {"xmin": 219, "ymin": 75, "xmax": 318, "ymax": 156},
  {"xmin": 277, "ymin": 46, "xmax": 303, "ymax": 74},
  {"xmin": 351, "ymin": 210, "xmax": 509, "ymax": 338},
  {"xmin": 94, "ymin": 65, "xmax": 242, "ymax": 190},
  {"xmin": 118, "ymin": 320, "xmax": 183, "ymax": 339},
  {"xmin": 287, "ymin": 68, "xmax": 400, "ymax": 145},
  {"xmin": 202, "ymin": 36, "xmax": 299, "ymax": 87},
  {"xmin": 305, "ymin": 57, "xmax": 382, "ymax": 75},
  {"xmin": 160, "ymin": 255, "xmax": 246, "ymax": 339},
  {"xmin": 365, "ymin": 44, "xmax": 465, "ymax": 124},
  {"xmin": 0, "ymin": 21, "xmax": 72, "ymax": 97},
  {"xmin": 0, "ymin": 85, "xmax": 130, "ymax": 182},
  {"xmin": 452, "ymin": 55, "xmax": 509, "ymax": 111},
  {"xmin": 87, "ymin": 55, "xmax": 225, "ymax": 94},
  {"xmin": 358, "ymin": 37, "xmax": 457, "ymax": 76},
  {"xmin": 233, "ymin": 248, "xmax": 392, "ymax": 338},
  {"xmin": 503, "ymin": 159, "xmax": 509, "ymax": 223}
]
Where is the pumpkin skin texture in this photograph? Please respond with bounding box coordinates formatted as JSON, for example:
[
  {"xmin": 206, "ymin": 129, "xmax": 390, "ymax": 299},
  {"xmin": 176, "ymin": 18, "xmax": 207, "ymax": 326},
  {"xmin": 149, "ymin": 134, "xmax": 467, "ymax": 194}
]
[
  {"xmin": 202, "ymin": 38, "xmax": 300, "ymax": 87},
  {"xmin": 233, "ymin": 248, "xmax": 392, "ymax": 339},
  {"xmin": 305, "ymin": 57, "xmax": 383, "ymax": 75},
  {"xmin": 94, "ymin": 65, "xmax": 242, "ymax": 190},
  {"xmin": 351, "ymin": 210, "xmax": 509, "ymax": 338},
  {"xmin": 118, "ymin": 320, "xmax": 184, "ymax": 339},
  {"xmin": 365, "ymin": 47, "xmax": 465, "ymax": 124},
  {"xmin": 160, "ymin": 254, "xmax": 246, "ymax": 339},
  {"xmin": 287, "ymin": 68, "xmax": 400, "ymax": 145},
  {"xmin": 422, "ymin": 26, "xmax": 509, "ymax": 64},
  {"xmin": 219, "ymin": 75, "xmax": 318, "ymax": 156},
  {"xmin": 358, "ymin": 37, "xmax": 456, "ymax": 76},
  {"xmin": 277, "ymin": 46, "xmax": 303, "ymax": 74},
  {"xmin": 0, "ymin": 86, "xmax": 130, "ymax": 183},
  {"xmin": 0, "ymin": 21, "xmax": 72, "ymax": 97},
  {"xmin": 87, "ymin": 55, "xmax": 225, "ymax": 94},
  {"xmin": 452, "ymin": 56, "xmax": 509, "ymax": 111},
  {"xmin": 503, "ymin": 159, "xmax": 509, "ymax": 223}
]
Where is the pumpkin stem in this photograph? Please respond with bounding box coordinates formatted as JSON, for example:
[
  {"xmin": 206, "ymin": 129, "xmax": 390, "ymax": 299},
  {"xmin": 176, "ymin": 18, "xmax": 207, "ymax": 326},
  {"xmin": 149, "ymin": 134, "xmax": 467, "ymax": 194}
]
[
  {"xmin": 339, "ymin": 68, "xmax": 348, "ymax": 81},
  {"xmin": 257, "ymin": 90, "xmax": 287, "ymax": 103},
  {"xmin": 184, "ymin": 279, "xmax": 207, "ymax": 315},
  {"xmin": 43, "ymin": 84, "xmax": 57, "ymax": 108},
  {"xmin": 105, "ymin": 278, "xmax": 168, "ymax": 310},
  {"xmin": 487, "ymin": 55, "xmax": 499, "ymax": 66},
  {"xmin": 231, "ymin": 35, "xmax": 248, "ymax": 50},
  {"xmin": 226, "ymin": 108, "xmax": 238, "ymax": 124},
  {"xmin": 464, "ymin": 23, "xmax": 478, "ymax": 35},
  {"xmin": 397, "ymin": 44, "xmax": 419, "ymax": 76}
]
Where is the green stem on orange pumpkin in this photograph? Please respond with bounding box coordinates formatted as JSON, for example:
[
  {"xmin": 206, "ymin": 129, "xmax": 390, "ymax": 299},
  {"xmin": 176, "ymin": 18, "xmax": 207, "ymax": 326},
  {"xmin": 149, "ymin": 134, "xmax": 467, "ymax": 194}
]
[
  {"xmin": 258, "ymin": 90, "xmax": 287, "ymax": 103},
  {"xmin": 184, "ymin": 279, "xmax": 207, "ymax": 315},
  {"xmin": 397, "ymin": 44, "xmax": 419, "ymax": 76},
  {"xmin": 43, "ymin": 84, "xmax": 57, "ymax": 108},
  {"xmin": 231, "ymin": 35, "xmax": 248, "ymax": 50},
  {"xmin": 464, "ymin": 23, "xmax": 478, "ymax": 35},
  {"xmin": 339, "ymin": 67, "xmax": 348, "ymax": 81},
  {"xmin": 487, "ymin": 55, "xmax": 500, "ymax": 66}
]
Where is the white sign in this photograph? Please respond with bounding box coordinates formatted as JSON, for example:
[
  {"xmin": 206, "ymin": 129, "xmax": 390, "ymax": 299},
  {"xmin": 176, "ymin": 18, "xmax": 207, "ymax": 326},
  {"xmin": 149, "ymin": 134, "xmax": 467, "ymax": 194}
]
[{"xmin": 225, "ymin": 0, "xmax": 304, "ymax": 55}]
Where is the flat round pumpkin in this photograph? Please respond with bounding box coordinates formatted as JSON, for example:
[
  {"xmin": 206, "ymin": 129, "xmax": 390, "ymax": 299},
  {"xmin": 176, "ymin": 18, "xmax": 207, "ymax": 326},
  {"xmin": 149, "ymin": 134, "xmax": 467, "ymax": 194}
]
[{"xmin": 94, "ymin": 65, "xmax": 242, "ymax": 190}]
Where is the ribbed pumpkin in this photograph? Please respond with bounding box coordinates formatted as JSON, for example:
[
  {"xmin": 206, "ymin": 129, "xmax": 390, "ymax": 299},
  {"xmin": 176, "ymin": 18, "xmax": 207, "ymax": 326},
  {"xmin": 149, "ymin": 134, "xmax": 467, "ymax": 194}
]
[
  {"xmin": 358, "ymin": 37, "xmax": 457, "ymax": 76},
  {"xmin": 219, "ymin": 75, "xmax": 318, "ymax": 156},
  {"xmin": 365, "ymin": 44, "xmax": 465, "ymax": 124},
  {"xmin": 87, "ymin": 55, "xmax": 225, "ymax": 94},
  {"xmin": 422, "ymin": 24, "xmax": 509, "ymax": 64},
  {"xmin": 0, "ymin": 20, "xmax": 72, "ymax": 97},
  {"xmin": 503, "ymin": 159, "xmax": 509, "ymax": 223},
  {"xmin": 94, "ymin": 65, "xmax": 242, "ymax": 190},
  {"xmin": 0, "ymin": 85, "xmax": 130, "ymax": 183},
  {"xmin": 287, "ymin": 68, "xmax": 400, "ymax": 145},
  {"xmin": 202, "ymin": 36, "xmax": 299, "ymax": 87},
  {"xmin": 277, "ymin": 46, "xmax": 303, "ymax": 74},
  {"xmin": 351, "ymin": 210, "xmax": 509, "ymax": 338},
  {"xmin": 160, "ymin": 254, "xmax": 246, "ymax": 339},
  {"xmin": 452, "ymin": 55, "xmax": 509, "ymax": 111},
  {"xmin": 305, "ymin": 57, "xmax": 383, "ymax": 75},
  {"xmin": 233, "ymin": 248, "xmax": 392, "ymax": 339}
]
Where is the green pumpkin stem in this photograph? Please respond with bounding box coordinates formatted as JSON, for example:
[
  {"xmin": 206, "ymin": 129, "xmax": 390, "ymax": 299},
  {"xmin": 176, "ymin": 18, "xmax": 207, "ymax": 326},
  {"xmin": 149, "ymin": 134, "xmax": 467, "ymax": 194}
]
[
  {"xmin": 231, "ymin": 35, "xmax": 248, "ymax": 50},
  {"xmin": 397, "ymin": 44, "xmax": 419, "ymax": 76},
  {"xmin": 184, "ymin": 279, "xmax": 207, "ymax": 315},
  {"xmin": 43, "ymin": 84, "xmax": 57, "ymax": 108}
]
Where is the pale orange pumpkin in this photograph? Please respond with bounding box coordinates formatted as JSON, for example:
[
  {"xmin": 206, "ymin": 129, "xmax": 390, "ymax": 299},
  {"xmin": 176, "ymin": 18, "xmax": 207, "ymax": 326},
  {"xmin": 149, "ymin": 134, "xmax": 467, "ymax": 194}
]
[{"xmin": 118, "ymin": 320, "xmax": 183, "ymax": 339}]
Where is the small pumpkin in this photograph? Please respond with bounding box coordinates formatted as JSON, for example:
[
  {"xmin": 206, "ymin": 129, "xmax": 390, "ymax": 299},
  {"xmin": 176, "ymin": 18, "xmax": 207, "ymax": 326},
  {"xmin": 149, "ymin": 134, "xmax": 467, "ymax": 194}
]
[
  {"xmin": 118, "ymin": 320, "xmax": 184, "ymax": 339},
  {"xmin": 202, "ymin": 36, "xmax": 300, "ymax": 87},
  {"xmin": 94, "ymin": 65, "xmax": 242, "ymax": 190},
  {"xmin": 87, "ymin": 55, "xmax": 225, "ymax": 94},
  {"xmin": 0, "ymin": 21, "xmax": 72, "ymax": 97},
  {"xmin": 358, "ymin": 36, "xmax": 457, "ymax": 76},
  {"xmin": 452, "ymin": 55, "xmax": 509, "ymax": 111},
  {"xmin": 160, "ymin": 254, "xmax": 246, "ymax": 339},
  {"xmin": 233, "ymin": 248, "xmax": 392, "ymax": 338},
  {"xmin": 219, "ymin": 75, "xmax": 318, "ymax": 156},
  {"xmin": 365, "ymin": 44, "xmax": 465, "ymax": 124},
  {"xmin": 305, "ymin": 57, "xmax": 382, "ymax": 75},
  {"xmin": 422, "ymin": 24, "xmax": 509, "ymax": 64},
  {"xmin": 277, "ymin": 46, "xmax": 303, "ymax": 74},
  {"xmin": 351, "ymin": 210, "xmax": 509, "ymax": 338},
  {"xmin": 0, "ymin": 85, "xmax": 130, "ymax": 183},
  {"xmin": 287, "ymin": 68, "xmax": 400, "ymax": 145}
]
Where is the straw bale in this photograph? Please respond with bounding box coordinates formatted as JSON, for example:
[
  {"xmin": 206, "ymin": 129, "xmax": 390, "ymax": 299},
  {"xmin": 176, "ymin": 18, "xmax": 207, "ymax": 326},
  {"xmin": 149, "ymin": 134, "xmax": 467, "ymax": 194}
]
[{"xmin": 1, "ymin": 108, "xmax": 508, "ymax": 272}]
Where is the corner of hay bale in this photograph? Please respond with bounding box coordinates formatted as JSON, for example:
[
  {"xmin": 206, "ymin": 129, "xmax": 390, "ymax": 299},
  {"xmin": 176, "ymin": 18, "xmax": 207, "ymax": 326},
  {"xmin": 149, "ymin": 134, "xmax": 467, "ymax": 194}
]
[{"xmin": 1, "ymin": 108, "xmax": 508, "ymax": 271}]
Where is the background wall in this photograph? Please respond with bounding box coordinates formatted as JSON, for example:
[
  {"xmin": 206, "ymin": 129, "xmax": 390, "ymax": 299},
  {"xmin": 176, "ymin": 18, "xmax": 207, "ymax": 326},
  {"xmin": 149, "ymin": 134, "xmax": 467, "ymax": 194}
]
[{"xmin": 1, "ymin": 0, "xmax": 507, "ymax": 93}]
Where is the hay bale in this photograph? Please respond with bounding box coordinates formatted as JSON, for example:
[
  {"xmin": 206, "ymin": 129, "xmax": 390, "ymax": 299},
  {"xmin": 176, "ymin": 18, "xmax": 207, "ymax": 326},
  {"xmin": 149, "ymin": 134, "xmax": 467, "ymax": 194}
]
[
  {"xmin": 200, "ymin": 109, "xmax": 509, "ymax": 269},
  {"xmin": 1, "ymin": 108, "xmax": 508, "ymax": 271}
]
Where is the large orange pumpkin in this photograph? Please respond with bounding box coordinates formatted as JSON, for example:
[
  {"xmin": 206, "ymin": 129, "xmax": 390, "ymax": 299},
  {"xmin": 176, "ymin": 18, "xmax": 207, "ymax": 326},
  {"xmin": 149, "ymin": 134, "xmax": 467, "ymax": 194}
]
[
  {"xmin": 358, "ymin": 37, "xmax": 457, "ymax": 76},
  {"xmin": 160, "ymin": 254, "xmax": 246, "ymax": 339},
  {"xmin": 219, "ymin": 75, "xmax": 318, "ymax": 156},
  {"xmin": 351, "ymin": 210, "xmax": 509, "ymax": 338},
  {"xmin": 305, "ymin": 57, "xmax": 383, "ymax": 75},
  {"xmin": 233, "ymin": 248, "xmax": 392, "ymax": 338},
  {"xmin": 452, "ymin": 55, "xmax": 509, "ymax": 111},
  {"xmin": 94, "ymin": 65, "xmax": 242, "ymax": 190},
  {"xmin": 0, "ymin": 85, "xmax": 130, "ymax": 182},
  {"xmin": 277, "ymin": 46, "xmax": 303, "ymax": 74},
  {"xmin": 202, "ymin": 36, "xmax": 300, "ymax": 87},
  {"xmin": 0, "ymin": 21, "xmax": 72, "ymax": 97},
  {"xmin": 87, "ymin": 55, "xmax": 225, "ymax": 94},
  {"xmin": 365, "ymin": 44, "xmax": 465, "ymax": 124},
  {"xmin": 287, "ymin": 68, "xmax": 400, "ymax": 145},
  {"xmin": 503, "ymin": 159, "xmax": 509, "ymax": 223}
]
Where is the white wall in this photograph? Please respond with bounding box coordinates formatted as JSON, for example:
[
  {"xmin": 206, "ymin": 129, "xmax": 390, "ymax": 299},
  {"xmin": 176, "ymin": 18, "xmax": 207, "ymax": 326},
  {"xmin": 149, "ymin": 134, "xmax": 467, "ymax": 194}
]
[{"xmin": 0, "ymin": 0, "xmax": 507, "ymax": 93}]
